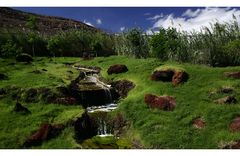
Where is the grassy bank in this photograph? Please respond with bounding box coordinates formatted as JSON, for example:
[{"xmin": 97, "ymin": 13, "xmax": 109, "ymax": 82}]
[{"xmin": 1, "ymin": 56, "xmax": 240, "ymax": 148}]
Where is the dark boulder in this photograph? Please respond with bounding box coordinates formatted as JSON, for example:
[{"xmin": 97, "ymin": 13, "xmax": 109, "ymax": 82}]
[
  {"xmin": 144, "ymin": 94, "xmax": 176, "ymax": 111},
  {"xmin": 229, "ymin": 117, "xmax": 240, "ymax": 132},
  {"xmin": 150, "ymin": 70, "xmax": 174, "ymax": 82},
  {"xmin": 24, "ymin": 123, "xmax": 64, "ymax": 147},
  {"xmin": 110, "ymin": 80, "xmax": 135, "ymax": 99},
  {"xmin": 214, "ymin": 96, "xmax": 237, "ymax": 104},
  {"xmin": 16, "ymin": 53, "xmax": 33, "ymax": 63},
  {"xmin": 74, "ymin": 112, "xmax": 98, "ymax": 142},
  {"xmin": 192, "ymin": 118, "xmax": 205, "ymax": 129},
  {"xmin": 0, "ymin": 73, "xmax": 8, "ymax": 80},
  {"xmin": 69, "ymin": 72, "xmax": 113, "ymax": 107},
  {"xmin": 172, "ymin": 71, "xmax": 189, "ymax": 86},
  {"xmin": 13, "ymin": 102, "xmax": 31, "ymax": 114},
  {"xmin": 150, "ymin": 69, "xmax": 189, "ymax": 86},
  {"xmin": 107, "ymin": 64, "xmax": 128, "ymax": 75}
]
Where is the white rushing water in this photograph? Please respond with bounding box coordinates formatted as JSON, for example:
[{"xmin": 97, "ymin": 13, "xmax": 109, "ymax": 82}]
[{"xmin": 86, "ymin": 103, "xmax": 117, "ymax": 113}]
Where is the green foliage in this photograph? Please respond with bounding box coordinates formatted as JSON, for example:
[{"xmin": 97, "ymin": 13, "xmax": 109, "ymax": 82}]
[
  {"xmin": 25, "ymin": 15, "xmax": 38, "ymax": 31},
  {"xmin": 114, "ymin": 28, "xmax": 149, "ymax": 58},
  {"xmin": 0, "ymin": 39, "xmax": 22, "ymax": 57}
]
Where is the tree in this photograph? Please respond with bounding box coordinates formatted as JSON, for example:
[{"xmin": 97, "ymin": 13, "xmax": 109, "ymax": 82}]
[{"xmin": 25, "ymin": 15, "xmax": 38, "ymax": 58}]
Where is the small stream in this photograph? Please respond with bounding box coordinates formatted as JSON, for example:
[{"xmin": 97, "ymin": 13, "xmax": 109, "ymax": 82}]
[{"xmin": 73, "ymin": 65, "xmax": 118, "ymax": 137}]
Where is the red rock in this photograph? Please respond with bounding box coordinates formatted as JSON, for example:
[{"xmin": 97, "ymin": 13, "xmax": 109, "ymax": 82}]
[
  {"xmin": 107, "ymin": 64, "xmax": 128, "ymax": 75},
  {"xmin": 229, "ymin": 117, "xmax": 240, "ymax": 132},
  {"xmin": 144, "ymin": 94, "xmax": 176, "ymax": 111},
  {"xmin": 172, "ymin": 71, "xmax": 189, "ymax": 86},
  {"xmin": 224, "ymin": 72, "xmax": 240, "ymax": 79},
  {"xmin": 24, "ymin": 123, "xmax": 64, "ymax": 147},
  {"xmin": 192, "ymin": 118, "xmax": 205, "ymax": 129},
  {"xmin": 150, "ymin": 70, "xmax": 174, "ymax": 81}
]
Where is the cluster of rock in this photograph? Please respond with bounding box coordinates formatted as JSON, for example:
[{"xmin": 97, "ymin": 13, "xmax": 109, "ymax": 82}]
[{"xmin": 150, "ymin": 69, "xmax": 188, "ymax": 86}]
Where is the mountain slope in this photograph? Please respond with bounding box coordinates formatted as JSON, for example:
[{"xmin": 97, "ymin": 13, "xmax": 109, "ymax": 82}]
[{"xmin": 0, "ymin": 7, "xmax": 101, "ymax": 35}]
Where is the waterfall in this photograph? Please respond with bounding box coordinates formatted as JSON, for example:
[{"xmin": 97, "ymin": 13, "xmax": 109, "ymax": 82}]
[{"xmin": 97, "ymin": 119, "xmax": 113, "ymax": 137}]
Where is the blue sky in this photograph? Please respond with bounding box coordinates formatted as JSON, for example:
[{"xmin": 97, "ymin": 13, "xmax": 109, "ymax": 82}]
[{"xmin": 13, "ymin": 7, "xmax": 240, "ymax": 33}]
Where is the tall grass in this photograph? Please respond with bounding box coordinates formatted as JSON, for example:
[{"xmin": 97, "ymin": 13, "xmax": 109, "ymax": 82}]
[{"xmin": 147, "ymin": 16, "xmax": 240, "ymax": 67}]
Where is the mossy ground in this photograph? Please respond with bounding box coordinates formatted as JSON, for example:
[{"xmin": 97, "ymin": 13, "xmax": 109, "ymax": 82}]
[{"xmin": 1, "ymin": 56, "xmax": 240, "ymax": 149}]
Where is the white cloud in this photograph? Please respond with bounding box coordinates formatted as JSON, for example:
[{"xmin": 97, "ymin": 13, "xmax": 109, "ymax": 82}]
[
  {"xmin": 144, "ymin": 12, "xmax": 151, "ymax": 16},
  {"xmin": 182, "ymin": 8, "xmax": 201, "ymax": 18},
  {"xmin": 120, "ymin": 27, "xmax": 125, "ymax": 31},
  {"xmin": 83, "ymin": 20, "xmax": 94, "ymax": 27},
  {"xmin": 151, "ymin": 7, "xmax": 240, "ymax": 32},
  {"xmin": 147, "ymin": 14, "xmax": 164, "ymax": 20},
  {"xmin": 96, "ymin": 18, "xmax": 102, "ymax": 25}
]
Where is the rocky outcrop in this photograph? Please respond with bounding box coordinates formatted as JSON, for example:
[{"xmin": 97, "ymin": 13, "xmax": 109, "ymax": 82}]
[
  {"xmin": 229, "ymin": 117, "xmax": 240, "ymax": 132},
  {"xmin": 24, "ymin": 123, "xmax": 64, "ymax": 147},
  {"xmin": 107, "ymin": 64, "xmax": 128, "ymax": 75},
  {"xmin": 150, "ymin": 69, "xmax": 188, "ymax": 86},
  {"xmin": 16, "ymin": 53, "xmax": 33, "ymax": 63},
  {"xmin": 144, "ymin": 94, "xmax": 176, "ymax": 111},
  {"xmin": 69, "ymin": 72, "xmax": 114, "ymax": 107},
  {"xmin": 13, "ymin": 102, "xmax": 31, "ymax": 114},
  {"xmin": 214, "ymin": 96, "xmax": 237, "ymax": 104},
  {"xmin": 224, "ymin": 72, "xmax": 240, "ymax": 79},
  {"xmin": 110, "ymin": 80, "xmax": 135, "ymax": 99},
  {"xmin": 192, "ymin": 118, "xmax": 205, "ymax": 129}
]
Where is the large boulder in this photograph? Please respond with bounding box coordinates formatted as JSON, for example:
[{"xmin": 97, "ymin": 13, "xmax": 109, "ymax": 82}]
[
  {"xmin": 16, "ymin": 53, "xmax": 33, "ymax": 63},
  {"xmin": 69, "ymin": 72, "xmax": 114, "ymax": 107},
  {"xmin": 150, "ymin": 68, "xmax": 188, "ymax": 86},
  {"xmin": 107, "ymin": 64, "xmax": 128, "ymax": 75},
  {"xmin": 13, "ymin": 102, "xmax": 31, "ymax": 114},
  {"xmin": 110, "ymin": 80, "xmax": 135, "ymax": 99},
  {"xmin": 214, "ymin": 96, "xmax": 237, "ymax": 104},
  {"xmin": 144, "ymin": 94, "xmax": 176, "ymax": 111},
  {"xmin": 24, "ymin": 123, "xmax": 64, "ymax": 147},
  {"xmin": 229, "ymin": 117, "xmax": 240, "ymax": 132}
]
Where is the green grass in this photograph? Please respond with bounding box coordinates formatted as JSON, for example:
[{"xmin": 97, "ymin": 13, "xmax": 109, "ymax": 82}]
[{"xmin": 1, "ymin": 56, "xmax": 240, "ymax": 148}]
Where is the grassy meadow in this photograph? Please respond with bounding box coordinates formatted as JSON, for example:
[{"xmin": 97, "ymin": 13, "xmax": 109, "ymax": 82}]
[{"xmin": 1, "ymin": 56, "xmax": 240, "ymax": 148}]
